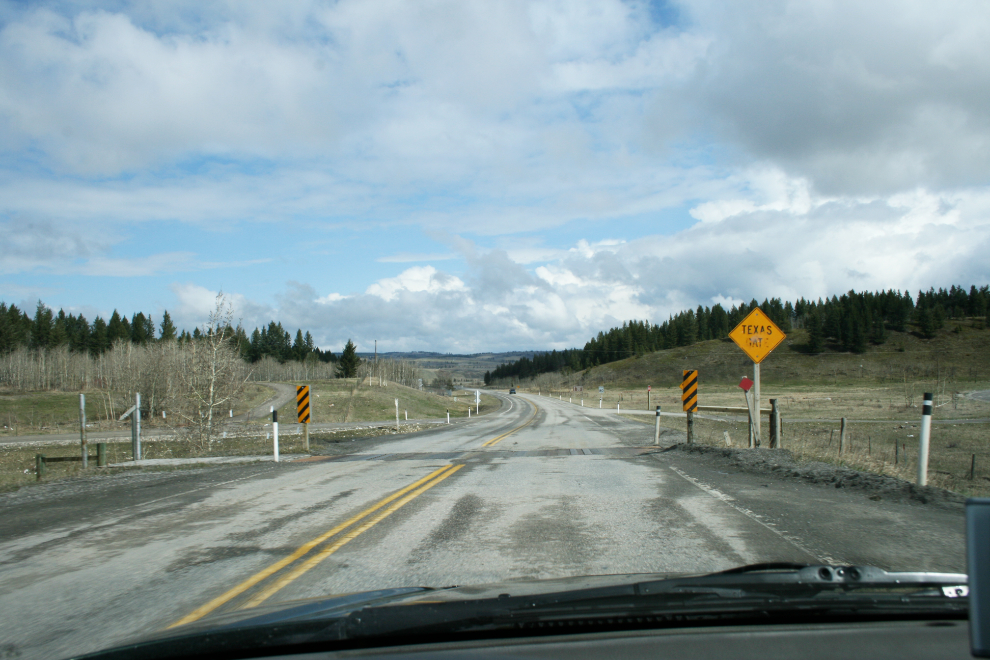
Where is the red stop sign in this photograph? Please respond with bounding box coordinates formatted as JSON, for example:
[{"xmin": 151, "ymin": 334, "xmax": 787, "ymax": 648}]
[{"xmin": 739, "ymin": 377, "xmax": 754, "ymax": 392}]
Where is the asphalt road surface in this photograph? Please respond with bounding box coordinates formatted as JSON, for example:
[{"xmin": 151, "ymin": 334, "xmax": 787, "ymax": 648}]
[{"xmin": 0, "ymin": 393, "xmax": 965, "ymax": 660}]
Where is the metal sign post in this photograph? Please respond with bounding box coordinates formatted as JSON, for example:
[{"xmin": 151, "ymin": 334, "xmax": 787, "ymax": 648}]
[
  {"xmin": 681, "ymin": 371, "xmax": 698, "ymax": 444},
  {"xmin": 118, "ymin": 393, "xmax": 141, "ymax": 460},
  {"xmin": 296, "ymin": 385, "xmax": 311, "ymax": 451},
  {"xmin": 728, "ymin": 308, "xmax": 786, "ymax": 448}
]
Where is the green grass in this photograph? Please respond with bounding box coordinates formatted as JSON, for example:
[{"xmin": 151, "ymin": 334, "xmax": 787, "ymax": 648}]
[
  {"xmin": 264, "ymin": 380, "xmax": 500, "ymax": 424},
  {"xmin": 0, "ymin": 382, "xmax": 279, "ymax": 437},
  {"xmin": 549, "ymin": 319, "xmax": 990, "ymax": 393}
]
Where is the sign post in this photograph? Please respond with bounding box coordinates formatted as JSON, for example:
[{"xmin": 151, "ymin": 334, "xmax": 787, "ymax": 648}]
[
  {"xmin": 296, "ymin": 385, "xmax": 311, "ymax": 451},
  {"xmin": 739, "ymin": 376, "xmax": 756, "ymax": 447},
  {"xmin": 728, "ymin": 308, "xmax": 786, "ymax": 448},
  {"xmin": 681, "ymin": 370, "xmax": 698, "ymax": 444}
]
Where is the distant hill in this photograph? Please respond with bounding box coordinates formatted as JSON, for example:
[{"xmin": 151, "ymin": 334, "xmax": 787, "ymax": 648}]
[
  {"xmin": 546, "ymin": 321, "xmax": 990, "ymax": 390},
  {"xmin": 356, "ymin": 350, "xmax": 543, "ymax": 386}
]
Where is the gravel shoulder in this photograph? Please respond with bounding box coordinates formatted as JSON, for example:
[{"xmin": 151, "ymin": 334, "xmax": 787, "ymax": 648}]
[{"xmin": 662, "ymin": 443, "xmax": 965, "ymax": 510}]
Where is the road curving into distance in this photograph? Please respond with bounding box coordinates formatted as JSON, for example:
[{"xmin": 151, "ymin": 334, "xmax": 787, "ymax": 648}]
[{"xmin": 0, "ymin": 391, "xmax": 965, "ymax": 660}]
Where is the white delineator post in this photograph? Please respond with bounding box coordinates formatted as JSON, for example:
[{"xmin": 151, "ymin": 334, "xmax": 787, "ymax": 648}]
[
  {"xmin": 654, "ymin": 405, "xmax": 661, "ymax": 445},
  {"xmin": 918, "ymin": 392, "xmax": 933, "ymax": 486},
  {"xmin": 395, "ymin": 398, "xmax": 400, "ymax": 431},
  {"xmin": 80, "ymin": 393, "xmax": 87, "ymax": 469},
  {"xmin": 272, "ymin": 407, "xmax": 279, "ymax": 463},
  {"xmin": 447, "ymin": 410, "xmax": 450, "ymax": 424}
]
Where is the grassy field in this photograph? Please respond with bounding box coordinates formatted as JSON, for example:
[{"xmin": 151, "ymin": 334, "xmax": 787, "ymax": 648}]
[
  {"xmin": 263, "ymin": 380, "xmax": 500, "ymax": 425},
  {"xmin": 0, "ymin": 382, "xmax": 275, "ymax": 437},
  {"xmin": 620, "ymin": 410, "xmax": 990, "ymax": 497},
  {"xmin": 0, "ymin": 381, "xmax": 503, "ymax": 492},
  {"xmin": 538, "ymin": 319, "xmax": 990, "ymax": 394}
]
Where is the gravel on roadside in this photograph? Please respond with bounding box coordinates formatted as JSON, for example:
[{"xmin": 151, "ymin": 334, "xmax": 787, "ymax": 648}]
[{"xmin": 660, "ymin": 443, "xmax": 965, "ymax": 510}]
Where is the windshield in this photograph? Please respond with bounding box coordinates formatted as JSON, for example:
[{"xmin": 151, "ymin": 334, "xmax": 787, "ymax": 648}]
[{"xmin": 0, "ymin": 2, "xmax": 985, "ymax": 659}]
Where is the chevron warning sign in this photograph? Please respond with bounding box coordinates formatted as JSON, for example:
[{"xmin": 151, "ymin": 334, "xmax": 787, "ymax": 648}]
[
  {"xmin": 296, "ymin": 385, "xmax": 311, "ymax": 423},
  {"xmin": 681, "ymin": 370, "xmax": 698, "ymax": 412}
]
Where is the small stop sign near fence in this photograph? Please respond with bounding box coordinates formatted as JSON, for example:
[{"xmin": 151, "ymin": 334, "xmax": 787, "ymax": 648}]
[{"xmin": 739, "ymin": 377, "xmax": 754, "ymax": 392}]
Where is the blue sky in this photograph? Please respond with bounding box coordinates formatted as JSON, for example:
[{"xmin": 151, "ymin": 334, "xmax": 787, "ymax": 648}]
[{"xmin": 2, "ymin": 1, "xmax": 990, "ymax": 352}]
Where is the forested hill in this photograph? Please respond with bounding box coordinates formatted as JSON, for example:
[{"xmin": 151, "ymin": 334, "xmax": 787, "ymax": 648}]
[
  {"xmin": 0, "ymin": 301, "xmax": 338, "ymax": 365},
  {"xmin": 484, "ymin": 286, "xmax": 990, "ymax": 384}
]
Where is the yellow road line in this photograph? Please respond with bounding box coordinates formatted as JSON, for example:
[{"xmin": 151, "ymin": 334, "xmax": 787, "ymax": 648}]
[
  {"xmin": 168, "ymin": 464, "xmax": 457, "ymax": 628},
  {"xmin": 481, "ymin": 402, "xmax": 539, "ymax": 447},
  {"xmin": 242, "ymin": 464, "xmax": 465, "ymax": 608}
]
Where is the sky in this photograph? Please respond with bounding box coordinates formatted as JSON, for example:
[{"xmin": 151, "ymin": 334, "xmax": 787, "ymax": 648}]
[{"xmin": 2, "ymin": 0, "xmax": 989, "ymax": 353}]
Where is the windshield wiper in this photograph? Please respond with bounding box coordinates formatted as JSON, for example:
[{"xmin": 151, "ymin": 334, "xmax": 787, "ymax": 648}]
[
  {"xmin": 340, "ymin": 565, "xmax": 967, "ymax": 643},
  {"xmin": 76, "ymin": 565, "xmax": 968, "ymax": 660}
]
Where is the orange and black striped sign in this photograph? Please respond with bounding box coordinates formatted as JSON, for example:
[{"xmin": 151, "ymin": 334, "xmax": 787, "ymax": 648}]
[
  {"xmin": 680, "ymin": 370, "xmax": 698, "ymax": 412},
  {"xmin": 296, "ymin": 385, "xmax": 311, "ymax": 423}
]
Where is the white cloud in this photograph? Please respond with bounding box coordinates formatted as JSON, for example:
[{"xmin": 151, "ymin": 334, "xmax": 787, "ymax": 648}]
[
  {"xmin": 168, "ymin": 185, "xmax": 990, "ymax": 352},
  {"xmin": 365, "ymin": 266, "xmax": 468, "ymax": 302}
]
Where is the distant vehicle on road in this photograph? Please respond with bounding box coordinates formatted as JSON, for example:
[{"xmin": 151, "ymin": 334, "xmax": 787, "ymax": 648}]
[{"xmin": 509, "ymin": 387, "xmax": 516, "ymax": 394}]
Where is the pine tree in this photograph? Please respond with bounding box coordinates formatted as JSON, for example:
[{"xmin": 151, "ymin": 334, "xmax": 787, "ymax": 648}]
[
  {"xmin": 131, "ymin": 312, "xmax": 150, "ymax": 344},
  {"xmin": 31, "ymin": 301, "xmax": 53, "ymax": 349},
  {"xmin": 807, "ymin": 311, "xmax": 824, "ymax": 353},
  {"xmin": 293, "ymin": 329, "xmax": 306, "ymax": 360},
  {"xmin": 107, "ymin": 311, "xmax": 127, "ymax": 344},
  {"xmin": 870, "ymin": 315, "xmax": 887, "ymax": 345},
  {"xmin": 917, "ymin": 307, "xmax": 936, "ymax": 339},
  {"xmin": 90, "ymin": 317, "xmax": 109, "ymax": 354},
  {"xmin": 336, "ymin": 339, "xmax": 360, "ymax": 378},
  {"xmin": 160, "ymin": 311, "xmax": 177, "ymax": 340}
]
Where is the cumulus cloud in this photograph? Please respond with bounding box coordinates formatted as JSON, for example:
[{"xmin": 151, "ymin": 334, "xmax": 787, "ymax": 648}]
[
  {"xmin": 172, "ymin": 185, "xmax": 990, "ymax": 352},
  {"xmin": 680, "ymin": 0, "xmax": 990, "ymax": 195},
  {"xmin": 3, "ymin": 1, "xmax": 990, "ymax": 351}
]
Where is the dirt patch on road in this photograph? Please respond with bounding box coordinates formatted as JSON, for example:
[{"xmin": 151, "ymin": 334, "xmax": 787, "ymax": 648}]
[{"xmin": 662, "ymin": 443, "xmax": 965, "ymax": 510}]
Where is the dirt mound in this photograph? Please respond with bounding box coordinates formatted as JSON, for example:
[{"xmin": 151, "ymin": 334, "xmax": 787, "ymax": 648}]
[{"xmin": 666, "ymin": 443, "xmax": 965, "ymax": 509}]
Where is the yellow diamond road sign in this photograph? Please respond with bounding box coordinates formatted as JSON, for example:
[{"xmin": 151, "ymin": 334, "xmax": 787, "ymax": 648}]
[{"xmin": 729, "ymin": 307, "xmax": 786, "ymax": 363}]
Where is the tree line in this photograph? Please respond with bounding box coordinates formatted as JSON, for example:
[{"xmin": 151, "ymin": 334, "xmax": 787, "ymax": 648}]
[
  {"xmin": 0, "ymin": 300, "xmax": 362, "ymax": 373},
  {"xmin": 484, "ymin": 285, "xmax": 990, "ymax": 384}
]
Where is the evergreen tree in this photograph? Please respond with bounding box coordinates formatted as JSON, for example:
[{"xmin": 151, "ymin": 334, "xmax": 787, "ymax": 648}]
[
  {"xmin": 917, "ymin": 307, "xmax": 936, "ymax": 339},
  {"xmin": 131, "ymin": 312, "xmax": 150, "ymax": 344},
  {"xmin": 293, "ymin": 329, "xmax": 306, "ymax": 360},
  {"xmin": 336, "ymin": 339, "xmax": 360, "ymax": 378},
  {"xmin": 107, "ymin": 311, "xmax": 127, "ymax": 344},
  {"xmin": 31, "ymin": 301, "xmax": 54, "ymax": 349},
  {"xmin": 870, "ymin": 314, "xmax": 887, "ymax": 344},
  {"xmin": 90, "ymin": 316, "xmax": 109, "ymax": 355},
  {"xmin": 806, "ymin": 311, "xmax": 824, "ymax": 353},
  {"xmin": 160, "ymin": 311, "xmax": 177, "ymax": 340}
]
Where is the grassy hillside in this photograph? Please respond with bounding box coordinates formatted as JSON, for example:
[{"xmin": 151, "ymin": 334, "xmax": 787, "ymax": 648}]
[{"xmin": 550, "ymin": 319, "xmax": 990, "ymax": 393}]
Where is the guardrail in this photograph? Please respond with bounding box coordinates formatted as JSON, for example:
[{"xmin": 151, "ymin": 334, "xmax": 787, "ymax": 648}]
[{"xmin": 35, "ymin": 442, "xmax": 107, "ymax": 480}]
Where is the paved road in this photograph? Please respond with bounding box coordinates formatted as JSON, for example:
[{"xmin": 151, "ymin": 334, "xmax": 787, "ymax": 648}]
[
  {"xmin": 232, "ymin": 382, "xmax": 296, "ymax": 422},
  {"xmin": 0, "ymin": 393, "xmax": 965, "ymax": 660}
]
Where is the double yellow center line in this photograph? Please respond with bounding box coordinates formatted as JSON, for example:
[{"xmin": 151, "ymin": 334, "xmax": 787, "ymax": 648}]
[
  {"xmin": 171, "ymin": 397, "xmax": 538, "ymax": 629},
  {"xmin": 169, "ymin": 463, "xmax": 463, "ymax": 628},
  {"xmin": 481, "ymin": 400, "xmax": 539, "ymax": 448}
]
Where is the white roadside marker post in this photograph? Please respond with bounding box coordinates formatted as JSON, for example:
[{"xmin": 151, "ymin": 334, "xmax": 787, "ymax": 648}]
[
  {"xmin": 654, "ymin": 405, "xmax": 661, "ymax": 445},
  {"xmin": 919, "ymin": 392, "xmax": 933, "ymax": 486},
  {"xmin": 272, "ymin": 407, "xmax": 279, "ymax": 463},
  {"xmin": 395, "ymin": 398, "xmax": 400, "ymax": 431},
  {"xmin": 80, "ymin": 393, "xmax": 87, "ymax": 469},
  {"xmin": 447, "ymin": 410, "xmax": 450, "ymax": 424}
]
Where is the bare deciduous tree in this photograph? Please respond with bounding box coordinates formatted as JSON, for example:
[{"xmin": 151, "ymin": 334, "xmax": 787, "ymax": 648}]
[{"xmin": 173, "ymin": 293, "xmax": 250, "ymax": 449}]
